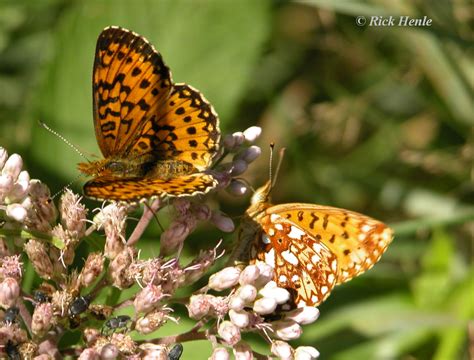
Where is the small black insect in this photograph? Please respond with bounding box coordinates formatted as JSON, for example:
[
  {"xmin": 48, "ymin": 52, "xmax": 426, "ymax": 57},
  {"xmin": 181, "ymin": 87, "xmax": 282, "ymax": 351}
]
[
  {"xmin": 168, "ymin": 343, "xmax": 183, "ymax": 360},
  {"xmin": 102, "ymin": 315, "xmax": 131, "ymax": 335},
  {"xmin": 68, "ymin": 295, "xmax": 92, "ymax": 317},
  {"xmin": 4, "ymin": 307, "xmax": 19, "ymax": 325},
  {"xmin": 5, "ymin": 340, "xmax": 20, "ymax": 360},
  {"xmin": 33, "ymin": 290, "xmax": 50, "ymax": 305}
]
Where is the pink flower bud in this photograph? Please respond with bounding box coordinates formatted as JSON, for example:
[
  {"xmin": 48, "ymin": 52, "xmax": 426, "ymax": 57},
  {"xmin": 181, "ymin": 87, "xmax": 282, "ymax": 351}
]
[
  {"xmin": 271, "ymin": 341, "xmax": 294, "ymax": 360},
  {"xmin": 231, "ymin": 159, "xmax": 248, "ymax": 176},
  {"xmin": 259, "ymin": 282, "xmax": 290, "ymax": 304},
  {"xmin": 210, "ymin": 347, "xmax": 230, "ymax": 360},
  {"xmin": 223, "ymin": 134, "xmax": 236, "ymax": 150},
  {"xmin": 228, "ymin": 295, "xmax": 245, "ymax": 311},
  {"xmin": 60, "ymin": 189, "xmax": 87, "ymax": 237},
  {"xmin": 229, "ymin": 309, "xmax": 250, "ymax": 328},
  {"xmin": 34, "ymin": 355, "xmax": 52, "ymax": 360},
  {"xmin": 254, "ymin": 262, "xmax": 274, "ymax": 288},
  {"xmin": 0, "ymin": 277, "xmax": 20, "ymax": 307},
  {"xmin": 187, "ymin": 294, "xmax": 211, "ymax": 320},
  {"xmin": 227, "ymin": 179, "xmax": 249, "ymax": 196},
  {"xmin": 6, "ymin": 203, "xmax": 27, "ymax": 222},
  {"xmin": 108, "ymin": 247, "xmax": 135, "ymax": 289},
  {"xmin": 208, "ymin": 267, "xmax": 241, "ymax": 291},
  {"xmin": 272, "ymin": 320, "xmax": 302, "ymax": 341},
  {"xmin": 83, "ymin": 328, "xmax": 100, "ymax": 345},
  {"xmin": 243, "ymin": 126, "xmax": 262, "ymax": 142},
  {"xmin": 24, "ymin": 240, "xmax": 54, "ymax": 280},
  {"xmin": 78, "ymin": 348, "xmax": 100, "ymax": 360},
  {"xmin": 2, "ymin": 154, "xmax": 22, "ymax": 180},
  {"xmin": 237, "ymin": 284, "xmax": 257, "ymax": 303},
  {"xmin": 160, "ymin": 219, "xmax": 192, "ymax": 256},
  {"xmin": 233, "ymin": 341, "xmax": 253, "ymax": 360},
  {"xmin": 32, "ymin": 302, "xmax": 53, "ymax": 336},
  {"xmin": 285, "ymin": 307, "xmax": 320, "ymax": 325},
  {"xmin": 218, "ymin": 321, "xmax": 241, "ymax": 346},
  {"xmin": 295, "ymin": 346, "xmax": 319, "ymax": 359},
  {"xmin": 209, "ymin": 296, "xmax": 229, "ymax": 318},
  {"xmin": 17, "ymin": 170, "xmax": 30, "ymax": 183},
  {"xmin": 239, "ymin": 265, "xmax": 260, "ymax": 286},
  {"xmin": 235, "ymin": 146, "xmax": 261, "ymax": 163},
  {"xmin": 0, "ymin": 147, "xmax": 7, "ymax": 168},
  {"xmin": 232, "ymin": 132, "xmax": 245, "ymax": 146},
  {"xmin": 134, "ymin": 284, "xmax": 164, "ymax": 313},
  {"xmin": 135, "ymin": 309, "xmax": 169, "ymax": 334},
  {"xmin": 210, "ymin": 212, "xmax": 235, "ymax": 233},
  {"xmin": 7, "ymin": 180, "xmax": 29, "ymax": 202},
  {"xmin": 0, "ymin": 174, "xmax": 14, "ymax": 195},
  {"xmin": 140, "ymin": 343, "xmax": 168, "ymax": 360},
  {"xmin": 100, "ymin": 344, "xmax": 120, "ymax": 360},
  {"xmin": 253, "ymin": 297, "xmax": 277, "ymax": 315}
]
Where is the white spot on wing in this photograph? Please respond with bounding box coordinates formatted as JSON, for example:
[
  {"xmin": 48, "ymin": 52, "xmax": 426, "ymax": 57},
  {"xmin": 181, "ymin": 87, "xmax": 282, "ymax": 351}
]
[
  {"xmin": 288, "ymin": 226, "xmax": 305, "ymax": 239},
  {"xmin": 321, "ymin": 286, "xmax": 329, "ymax": 295},
  {"xmin": 264, "ymin": 248, "xmax": 275, "ymax": 266},
  {"xmin": 327, "ymin": 274, "xmax": 335, "ymax": 284},
  {"xmin": 281, "ymin": 250, "xmax": 299, "ymax": 266},
  {"xmin": 311, "ymin": 254, "xmax": 320, "ymax": 264},
  {"xmin": 270, "ymin": 214, "xmax": 281, "ymax": 222},
  {"xmin": 275, "ymin": 223, "xmax": 283, "ymax": 230},
  {"xmin": 291, "ymin": 274, "xmax": 299, "ymax": 282},
  {"xmin": 279, "ymin": 274, "xmax": 287, "ymax": 284}
]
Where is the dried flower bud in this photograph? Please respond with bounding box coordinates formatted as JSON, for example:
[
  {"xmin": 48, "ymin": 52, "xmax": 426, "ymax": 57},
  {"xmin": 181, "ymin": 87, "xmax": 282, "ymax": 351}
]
[
  {"xmin": 108, "ymin": 247, "xmax": 135, "ymax": 289},
  {"xmin": 210, "ymin": 212, "xmax": 235, "ymax": 233},
  {"xmin": 134, "ymin": 284, "xmax": 164, "ymax": 313},
  {"xmin": 6, "ymin": 203, "xmax": 28, "ymax": 222},
  {"xmin": 60, "ymin": 189, "xmax": 87, "ymax": 237},
  {"xmin": 31, "ymin": 302, "xmax": 53, "ymax": 336},
  {"xmin": 233, "ymin": 341, "xmax": 253, "ymax": 360},
  {"xmin": 187, "ymin": 294, "xmax": 212, "ymax": 320},
  {"xmin": 259, "ymin": 281, "xmax": 290, "ymax": 304},
  {"xmin": 218, "ymin": 320, "xmax": 241, "ymax": 346},
  {"xmin": 24, "ymin": 240, "xmax": 54, "ymax": 280},
  {"xmin": 139, "ymin": 343, "xmax": 168, "ymax": 360},
  {"xmin": 284, "ymin": 307, "xmax": 319, "ymax": 325},
  {"xmin": 243, "ymin": 126, "xmax": 262, "ymax": 142},
  {"xmin": 208, "ymin": 267, "xmax": 241, "ymax": 291},
  {"xmin": 209, "ymin": 296, "xmax": 229, "ymax": 318},
  {"xmin": 239, "ymin": 265, "xmax": 260, "ymax": 286},
  {"xmin": 0, "ymin": 255, "xmax": 23, "ymax": 280},
  {"xmin": 135, "ymin": 308, "xmax": 170, "ymax": 334},
  {"xmin": 100, "ymin": 344, "xmax": 120, "ymax": 360},
  {"xmin": 83, "ymin": 328, "xmax": 101, "ymax": 345},
  {"xmin": 253, "ymin": 297, "xmax": 277, "ymax": 315},
  {"xmin": 229, "ymin": 309, "xmax": 250, "ymax": 328},
  {"xmin": 209, "ymin": 347, "xmax": 230, "ymax": 360},
  {"xmin": 160, "ymin": 218, "xmax": 195, "ymax": 256},
  {"xmin": 109, "ymin": 333, "xmax": 137, "ymax": 354},
  {"xmin": 236, "ymin": 284, "xmax": 257, "ymax": 303},
  {"xmin": 272, "ymin": 320, "xmax": 302, "ymax": 341},
  {"xmin": 95, "ymin": 204, "xmax": 127, "ymax": 259},
  {"xmin": 271, "ymin": 341, "xmax": 294, "ymax": 360},
  {"xmin": 0, "ymin": 277, "xmax": 20, "ymax": 307},
  {"xmin": 295, "ymin": 346, "xmax": 319, "ymax": 359},
  {"xmin": 78, "ymin": 348, "xmax": 100, "ymax": 360},
  {"xmin": 81, "ymin": 252, "xmax": 104, "ymax": 287},
  {"xmin": 227, "ymin": 179, "xmax": 249, "ymax": 196},
  {"xmin": 33, "ymin": 355, "xmax": 51, "ymax": 360},
  {"xmin": 231, "ymin": 159, "xmax": 248, "ymax": 176}
]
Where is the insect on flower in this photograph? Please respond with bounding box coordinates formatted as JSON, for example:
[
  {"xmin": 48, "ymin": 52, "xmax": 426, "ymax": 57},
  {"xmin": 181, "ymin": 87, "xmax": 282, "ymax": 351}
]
[
  {"xmin": 3, "ymin": 306, "xmax": 19, "ymax": 325},
  {"xmin": 232, "ymin": 146, "xmax": 394, "ymax": 307},
  {"xmin": 102, "ymin": 315, "xmax": 132, "ymax": 335}
]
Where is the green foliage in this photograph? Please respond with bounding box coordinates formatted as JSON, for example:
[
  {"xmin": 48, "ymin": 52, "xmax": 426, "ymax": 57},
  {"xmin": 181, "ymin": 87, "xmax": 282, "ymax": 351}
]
[{"xmin": 0, "ymin": 0, "xmax": 472, "ymax": 359}]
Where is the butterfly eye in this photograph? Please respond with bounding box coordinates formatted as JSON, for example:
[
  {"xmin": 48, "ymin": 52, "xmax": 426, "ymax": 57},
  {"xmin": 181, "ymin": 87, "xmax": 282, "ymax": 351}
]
[{"xmin": 106, "ymin": 161, "xmax": 125, "ymax": 173}]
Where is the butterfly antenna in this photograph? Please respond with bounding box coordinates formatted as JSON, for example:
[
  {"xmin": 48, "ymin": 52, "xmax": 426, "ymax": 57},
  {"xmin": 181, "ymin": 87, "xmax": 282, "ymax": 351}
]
[
  {"xmin": 50, "ymin": 172, "xmax": 85, "ymax": 200},
  {"xmin": 39, "ymin": 120, "xmax": 90, "ymax": 162},
  {"xmin": 268, "ymin": 143, "xmax": 286, "ymax": 191}
]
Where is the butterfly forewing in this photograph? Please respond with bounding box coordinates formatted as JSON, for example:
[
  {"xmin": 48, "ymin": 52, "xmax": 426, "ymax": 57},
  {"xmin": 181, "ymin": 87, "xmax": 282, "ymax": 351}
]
[{"xmin": 93, "ymin": 26, "xmax": 172, "ymax": 157}]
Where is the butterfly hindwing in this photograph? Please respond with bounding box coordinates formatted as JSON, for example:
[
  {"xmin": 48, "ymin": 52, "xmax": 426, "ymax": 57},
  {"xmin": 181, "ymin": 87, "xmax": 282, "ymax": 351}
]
[
  {"xmin": 264, "ymin": 204, "xmax": 393, "ymax": 284},
  {"xmin": 255, "ymin": 214, "xmax": 339, "ymax": 306}
]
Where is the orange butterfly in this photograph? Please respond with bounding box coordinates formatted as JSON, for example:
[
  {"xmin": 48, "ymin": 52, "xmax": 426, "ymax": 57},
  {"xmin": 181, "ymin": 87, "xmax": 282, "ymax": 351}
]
[
  {"xmin": 233, "ymin": 165, "xmax": 393, "ymax": 307},
  {"xmin": 78, "ymin": 27, "xmax": 220, "ymax": 202}
]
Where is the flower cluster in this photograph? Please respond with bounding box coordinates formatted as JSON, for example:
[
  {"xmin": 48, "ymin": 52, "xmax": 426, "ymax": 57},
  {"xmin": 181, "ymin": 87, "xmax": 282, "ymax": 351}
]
[{"xmin": 0, "ymin": 127, "xmax": 321, "ymax": 359}]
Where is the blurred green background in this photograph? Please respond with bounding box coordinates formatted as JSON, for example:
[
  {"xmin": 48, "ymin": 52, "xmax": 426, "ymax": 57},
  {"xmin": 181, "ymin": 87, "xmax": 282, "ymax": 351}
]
[{"xmin": 0, "ymin": 0, "xmax": 472, "ymax": 359}]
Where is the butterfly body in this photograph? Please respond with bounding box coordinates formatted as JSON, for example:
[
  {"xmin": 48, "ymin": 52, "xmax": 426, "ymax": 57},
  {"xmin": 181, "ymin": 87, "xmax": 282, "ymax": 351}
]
[
  {"xmin": 79, "ymin": 26, "xmax": 220, "ymax": 202},
  {"xmin": 235, "ymin": 181, "xmax": 393, "ymax": 307}
]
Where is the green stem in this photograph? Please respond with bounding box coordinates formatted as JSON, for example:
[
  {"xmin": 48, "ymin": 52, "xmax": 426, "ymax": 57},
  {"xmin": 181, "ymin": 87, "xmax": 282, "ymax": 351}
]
[{"xmin": 0, "ymin": 228, "xmax": 65, "ymax": 249}]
